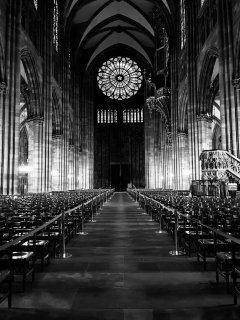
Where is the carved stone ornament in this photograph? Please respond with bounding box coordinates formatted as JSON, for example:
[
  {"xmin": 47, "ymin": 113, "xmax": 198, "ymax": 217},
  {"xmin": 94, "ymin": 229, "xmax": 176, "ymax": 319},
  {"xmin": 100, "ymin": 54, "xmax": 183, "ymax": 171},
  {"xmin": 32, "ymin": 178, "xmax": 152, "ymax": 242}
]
[
  {"xmin": 196, "ymin": 113, "xmax": 212, "ymax": 122},
  {"xmin": 232, "ymin": 78, "xmax": 240, "ymax": 90},
  {"xmin": 26, "ymin": 116, "xmax": 44, "ymax": 125},
  {"xmin": 200, "ymin": 150, "xmax": 240, "ymax": 182},
  {"xmin": 146, "ymin": 96, "xmax": 156, "ymax": 116},
  {"xmin": 21, "ymin": 83, "xmax": 31, "ymax": 94},
  {"xmin": 69, "ymin": 144, "xmax": 75, "ymax": 152},
  {"xmin": 0, "ymin": 81, "xmax": 7, "ymax": 94},
  {"xmin": 156, "ymin": 87, "xmax": 170, "ymax": 98},
  {"xmin": 166, "ymin": 131, "xmax": 172, "ymax": 147}
]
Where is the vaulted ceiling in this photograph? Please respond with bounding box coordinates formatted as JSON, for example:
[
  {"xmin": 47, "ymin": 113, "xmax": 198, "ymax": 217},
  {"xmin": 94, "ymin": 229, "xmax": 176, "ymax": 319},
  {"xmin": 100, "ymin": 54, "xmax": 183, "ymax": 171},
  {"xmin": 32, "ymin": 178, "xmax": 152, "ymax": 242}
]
[{"xmin": 64, "ymin": 0, "xmax": 175, "ymax": 73}]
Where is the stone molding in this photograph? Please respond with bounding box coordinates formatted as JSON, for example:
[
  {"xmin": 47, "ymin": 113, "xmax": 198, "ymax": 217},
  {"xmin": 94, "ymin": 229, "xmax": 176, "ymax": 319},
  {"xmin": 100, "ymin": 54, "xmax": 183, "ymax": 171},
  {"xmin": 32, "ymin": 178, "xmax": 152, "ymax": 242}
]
[
  {"xmin": 232, "ymin": 78, "xmax": 240, "ymax": 90},
  {"xmin": 196, "ymin": 113, "xmax": 212, "ymax": 123},
  {"xmin": 26, "ymin": 116, "xmax": 44, "ymax": 124},
  {"xmin": 0, "ymin": 82, "xmax": 8, "ymax": 94}
]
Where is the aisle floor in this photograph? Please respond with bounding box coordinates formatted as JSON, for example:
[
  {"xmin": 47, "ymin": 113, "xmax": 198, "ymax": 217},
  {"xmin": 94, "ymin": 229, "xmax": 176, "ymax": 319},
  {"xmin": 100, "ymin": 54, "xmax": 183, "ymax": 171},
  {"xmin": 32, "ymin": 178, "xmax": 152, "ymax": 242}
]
[{"xmin": 1, "ymin": 192, "xmax": 240, "ymax": 319}]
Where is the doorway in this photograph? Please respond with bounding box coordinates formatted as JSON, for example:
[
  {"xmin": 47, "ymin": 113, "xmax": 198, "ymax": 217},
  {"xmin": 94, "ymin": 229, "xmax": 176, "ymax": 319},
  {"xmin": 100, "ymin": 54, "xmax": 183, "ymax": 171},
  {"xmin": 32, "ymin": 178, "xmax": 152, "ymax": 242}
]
[{"xmin": 111, "ymin": 164, "xmax": 130, "ymax": 191}]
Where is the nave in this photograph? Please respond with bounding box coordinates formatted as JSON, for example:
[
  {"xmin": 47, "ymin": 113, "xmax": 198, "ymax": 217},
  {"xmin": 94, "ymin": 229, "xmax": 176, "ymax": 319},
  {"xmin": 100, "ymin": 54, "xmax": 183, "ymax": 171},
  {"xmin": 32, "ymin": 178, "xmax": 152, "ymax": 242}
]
[{"xmin": 1, "ymin": 192, "xmax": 239, "ymax": 320}]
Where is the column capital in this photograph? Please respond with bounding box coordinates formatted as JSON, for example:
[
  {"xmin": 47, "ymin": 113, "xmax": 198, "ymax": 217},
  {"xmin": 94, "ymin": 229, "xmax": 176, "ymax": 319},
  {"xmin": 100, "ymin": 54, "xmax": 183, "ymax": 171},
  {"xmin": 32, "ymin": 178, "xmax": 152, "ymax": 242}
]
[
  {"xmin": 69, "ymin": 144, "xmax": 75, "ymax": 152},
  {"xmin": 196, "ymin": 113, "xmax": 213, "ymax": 123},
  {"xmin": 232, "ymin": 77, "xmax": 240, "ymax": 90},
  {"xmin": 166, "ymin": 131, "xmax": 172, "ymax": 147},
  {"xmin": 0, "ymin": 82, "xmax": 8, "ymax": 94},
  {"xmin": 177, "ymin": 131, "xmax": 188, "ymax": 138},
  {"xmin": 27, "ymin": 116, "xmax": 44, "ymax": 125},
  {"xmin": 52, "ymin": 134, "xmax": 63, "ymax": 141}
]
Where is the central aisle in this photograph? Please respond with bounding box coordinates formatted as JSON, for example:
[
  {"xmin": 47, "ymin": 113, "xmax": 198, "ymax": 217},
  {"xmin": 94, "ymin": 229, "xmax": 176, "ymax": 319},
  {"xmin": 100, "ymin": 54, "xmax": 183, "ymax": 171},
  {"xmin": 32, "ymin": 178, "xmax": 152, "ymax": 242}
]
[{"xmin": 2, "ymin": 192, "xmax": 239, "ymax": 319}]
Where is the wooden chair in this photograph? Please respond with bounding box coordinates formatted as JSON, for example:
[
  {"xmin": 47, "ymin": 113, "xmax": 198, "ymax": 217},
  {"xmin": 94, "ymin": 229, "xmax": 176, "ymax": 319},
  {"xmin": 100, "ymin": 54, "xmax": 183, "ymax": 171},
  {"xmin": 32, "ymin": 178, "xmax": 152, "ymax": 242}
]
[{"xmin": 0, "ymin": 251, "xmax": 13, "ymax": 308}]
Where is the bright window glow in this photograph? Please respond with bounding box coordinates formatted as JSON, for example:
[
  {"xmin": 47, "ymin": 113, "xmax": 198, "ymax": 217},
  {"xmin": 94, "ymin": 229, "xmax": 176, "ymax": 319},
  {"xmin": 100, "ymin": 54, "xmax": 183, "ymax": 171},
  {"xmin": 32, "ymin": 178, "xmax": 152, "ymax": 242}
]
[
  {"xmin": 34, "ymin": 0, "xmax": 38, "ymax": 10},
  {"xmin": 53, "ymin": 0, "xmax": 59, "ymax": 52},
  {"xmin": 97, "ymin": 56, "xmax": 143, "ymax": 100},
  {"xmin": 97, "ymin": 109, "xmax": 118, "ymax": 124},
  {"xmin": 20, "ymin": 108, "xmax": 28, "ymax": 124},
  {"xmin": 123, "ymin": 109, "xmax": 143, "ymax": 123},
  {"xmin": 181, "ymin": 0, "xmax": 186, "ymax": 49},
  {"xmin": 213, "ymin": 105, "xmax": 220, "ymax": 119}
]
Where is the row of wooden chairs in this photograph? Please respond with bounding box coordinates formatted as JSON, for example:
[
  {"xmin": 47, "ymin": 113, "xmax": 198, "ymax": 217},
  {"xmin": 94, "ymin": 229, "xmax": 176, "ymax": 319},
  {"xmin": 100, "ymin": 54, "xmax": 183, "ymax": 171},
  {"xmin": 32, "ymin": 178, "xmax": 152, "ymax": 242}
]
[
  {"xmin": 132, "ymin": 190, "xmax": 240, "ymax": 305},
  {"xmin": 0, "ymin": 189, "xmax": 110, "ymax": 308}
]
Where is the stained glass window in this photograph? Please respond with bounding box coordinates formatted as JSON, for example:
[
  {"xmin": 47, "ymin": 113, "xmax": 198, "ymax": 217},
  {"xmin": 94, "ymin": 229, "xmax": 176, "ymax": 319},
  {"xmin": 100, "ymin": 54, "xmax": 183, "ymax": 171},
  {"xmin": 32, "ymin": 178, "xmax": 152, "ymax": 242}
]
[
  {"xmin": 97, "ymin": 109, "xmax": 118, "ymax": 123},
  {"xmin": 68, "ymin": 47, "xmax": 71, "ymax": 71},
  {"xmin": 180, "ymin": 0, "xmax": 186, "ymax": 49},
  {"xmin": 164, "ymin": 29, "xmax": 169, "ymax": 68},
  {"xmin": 97, "ymin": 56, "xmax": 143, "ymax": 100},
  {"xmin": 53, "ymin": 0, "xmax": 59, "ymax": 52},
  {"xmin": 213, "ymin": 105, "xmax": 220, "ymax": 119},
  {"xmin": 19, "ymin": 127, "xmax": 29, "ymax": 165},
  {"xmin": 20, "ymin": 108, "xmax": 28, "ymax": 124},
  {"xmin": 34, "ymin": 0, "xmax": 38, "ymax": 10},
  {"xmin": 123, "ymin": 109, "xmax": 143, "ymax": 123}
]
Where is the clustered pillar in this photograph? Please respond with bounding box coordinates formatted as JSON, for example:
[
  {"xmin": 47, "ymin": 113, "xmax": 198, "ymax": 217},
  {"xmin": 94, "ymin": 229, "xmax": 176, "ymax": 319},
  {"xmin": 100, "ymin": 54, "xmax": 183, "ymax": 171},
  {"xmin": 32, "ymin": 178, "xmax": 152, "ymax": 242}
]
[{"xmin": 0, "ymin": 0, "xmax": 21, "ymax": 194}]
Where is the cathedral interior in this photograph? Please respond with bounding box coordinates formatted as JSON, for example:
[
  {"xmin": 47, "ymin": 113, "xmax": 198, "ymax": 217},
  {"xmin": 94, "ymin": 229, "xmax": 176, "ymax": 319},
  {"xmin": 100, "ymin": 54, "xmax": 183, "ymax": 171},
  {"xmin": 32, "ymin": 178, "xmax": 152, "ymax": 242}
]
[{"xmin": 1, "ymin": 0, "xmax": 240, "ymax": 319}]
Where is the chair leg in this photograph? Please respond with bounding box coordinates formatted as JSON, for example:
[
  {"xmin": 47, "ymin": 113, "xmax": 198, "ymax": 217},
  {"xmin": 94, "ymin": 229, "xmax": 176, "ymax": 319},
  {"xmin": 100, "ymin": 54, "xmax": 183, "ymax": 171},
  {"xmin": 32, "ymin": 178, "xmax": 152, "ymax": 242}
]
[
  {"xmin": 8, "ymin": 277, "xmax": 12, "ymax": 308},
  {"xmin": 233, "ymin": 272, "xmax": 238, "ymax": 305},
  {"xmin": 226, "ymin": 269, "xmax": 230, "ymax": 293},
  {"xmin": 22, "ymin": 272, "xmax": 26, "ymax": 292},
  {"xmin": 216, "ymin": 259, "xmax": 219, "ymax": 283},
  {"xmin": 203, "ymin": 250, "xmax": 206, "ymax": 271},
  {"xmin": 216, "ymin": 269, "xmax": 219, "ymax": 284}
]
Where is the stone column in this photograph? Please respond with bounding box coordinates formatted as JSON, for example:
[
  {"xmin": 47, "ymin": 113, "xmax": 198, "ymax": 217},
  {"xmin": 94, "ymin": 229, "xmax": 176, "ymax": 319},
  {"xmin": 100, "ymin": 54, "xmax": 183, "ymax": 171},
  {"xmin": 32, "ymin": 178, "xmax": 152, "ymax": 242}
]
[
  {"xmin": 78, "ymin": 152, "xmax": 84, "ymax": 189},
  {"xmin": 165, "ymin": 133, "xmax": 173, "ymax": 189},
  {"xmin": 197, "ymin": 114, "xmax": 213, "ymax": 152},
  {"xmin": 0, "ymin": 0, "xmax": 21, "ymax": 194},
  {"xmin": 68, "ymin": 144, "xmax": 75, "ymax": 190},
  {"xmin": 217, "ymin": 0, "xmax": 239, "ymax": 156},
  {"xmin": 144, "ymin": 107, "xmax": 156, "ymax": 189},
  {"xmin": 27, "ymin": 117, "xmax": 43, "ymax": 193},
  {"xmin": 40, "ymin": 0, "xmax": 53, "ymax": 192},
  {"xmin": 51, "ymin": 135, "xmax": 63, "ymax": 191},
  {"xmin": 177, "ymin": 132, "xmax": 190, "ymax": 190},
  {"xmin": 186, "ymin": 0, "xmax": 201, "ymax": 181},
  {"xmin": 159, "ymin": 146, "xmax": 165, "ymax": 189},
  {"xmin": 79, "ymin": 72, "xmax": 94, "ymax": 190}
]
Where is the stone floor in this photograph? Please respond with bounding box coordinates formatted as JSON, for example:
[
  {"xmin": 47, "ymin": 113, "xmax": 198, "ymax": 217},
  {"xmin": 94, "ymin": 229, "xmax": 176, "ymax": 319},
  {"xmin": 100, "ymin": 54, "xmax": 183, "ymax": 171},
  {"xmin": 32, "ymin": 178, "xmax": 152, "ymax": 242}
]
[{"xmin": 1, "ymin": 192, "xmax": 240, "ymax": 319}]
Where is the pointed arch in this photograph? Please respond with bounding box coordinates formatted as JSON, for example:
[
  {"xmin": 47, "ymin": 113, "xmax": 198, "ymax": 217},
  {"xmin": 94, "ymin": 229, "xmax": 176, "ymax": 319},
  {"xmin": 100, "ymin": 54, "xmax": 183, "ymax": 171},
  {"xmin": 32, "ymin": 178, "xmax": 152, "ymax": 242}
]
[
  {"xmin": 19, "ymin": 125, "xmax": 29, "ymax": 164},
  {"xmin": 212, "ymin": 122, "xmax": 222, "ymax": 150},
  {"xmin": 234, "ymin": 21, "xmax": 240, "ymax": 79},
  {"xmin": 155, "ymin": 96, "xmax": 171, "ymax": 129},
  {"xmin": 20, "ymin": 76, "xmax": 31, "ymax": 114},
  {"xmin": 0, "ymin": 32, "xmax": 4, "ymax": 82},
  {"xmin": 52, "ymin": 87, "xmax": 62, "ymax": 135},
  {"xmin": 20, "ymin": 48, "xmax": 42, "ymax": 117},
  {"xmin": 198, "ymin": 47, "xmax": 218, "ymax": 115},
  {"xmin": 178, "ymin": 86, "xmax": 188, "ymax": 133},
  {"xmin": 69, "ymin": 105, "xmax": 74, "ymax": 145}
]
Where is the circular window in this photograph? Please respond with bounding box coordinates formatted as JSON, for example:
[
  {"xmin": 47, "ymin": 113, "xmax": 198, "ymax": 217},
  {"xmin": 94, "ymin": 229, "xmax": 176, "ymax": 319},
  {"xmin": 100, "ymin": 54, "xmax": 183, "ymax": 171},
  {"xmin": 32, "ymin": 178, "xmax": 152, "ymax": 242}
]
[{"xmin": 97, "ymin": 56, "xmax": 143, "ymax": 100}]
